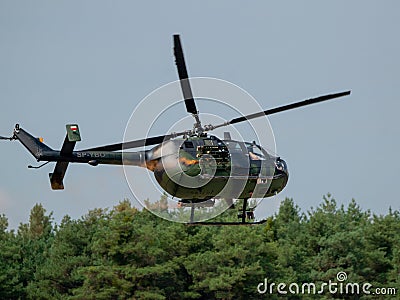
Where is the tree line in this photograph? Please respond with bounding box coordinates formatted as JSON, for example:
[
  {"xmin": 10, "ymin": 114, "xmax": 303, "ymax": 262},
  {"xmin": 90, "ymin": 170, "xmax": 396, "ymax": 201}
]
[{"xmin": 0, "ymin": 194, "xmax": 399, "ymax": 299}]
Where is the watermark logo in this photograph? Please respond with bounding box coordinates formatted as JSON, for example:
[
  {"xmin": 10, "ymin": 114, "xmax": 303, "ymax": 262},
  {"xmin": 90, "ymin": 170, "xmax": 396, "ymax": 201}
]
[
  {"xmin": 336, "ymin": 271, "xmax": 347, "ymax": 282},
  {"xmin": 257, "ymin": 271, "xmax": 397, "ymax": 296}
]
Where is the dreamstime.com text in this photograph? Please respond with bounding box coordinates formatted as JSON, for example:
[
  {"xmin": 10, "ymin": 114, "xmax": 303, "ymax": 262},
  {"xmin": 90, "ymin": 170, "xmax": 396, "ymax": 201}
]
[{"xmin": 257, "ymin": 272, "xmax": 397, "ymax": 296}]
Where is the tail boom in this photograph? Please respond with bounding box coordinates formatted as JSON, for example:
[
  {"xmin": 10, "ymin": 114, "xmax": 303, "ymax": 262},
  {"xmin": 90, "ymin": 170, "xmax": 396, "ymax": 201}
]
[
  {"xmin": 13, "ymin": 124, "xmax": 148, "ymax": 190},
  {"xmin": 13, "ymin": 124, "xmax": 54, "ymax": 160}
]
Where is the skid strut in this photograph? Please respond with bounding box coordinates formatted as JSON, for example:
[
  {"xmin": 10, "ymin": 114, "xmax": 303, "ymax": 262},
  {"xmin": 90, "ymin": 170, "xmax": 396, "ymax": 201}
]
[{"xmin": 186, "ymin": 198, "xmax": 264, "ymax": 226}]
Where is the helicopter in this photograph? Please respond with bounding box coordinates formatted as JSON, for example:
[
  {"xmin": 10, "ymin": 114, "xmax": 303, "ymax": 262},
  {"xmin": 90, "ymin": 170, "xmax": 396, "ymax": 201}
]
[{"xmin": 1, "ymin": 35, "xmax": 350, "ymax": 225}]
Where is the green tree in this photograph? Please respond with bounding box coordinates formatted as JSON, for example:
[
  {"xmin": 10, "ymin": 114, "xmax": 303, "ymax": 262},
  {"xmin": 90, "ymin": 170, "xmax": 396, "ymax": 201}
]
[
  {"xmin": 26, "ymin": 214, "xmax": 97, "ymax": 299},
  {"xmin": 0, "ymin": 215, "xmax": 24, "ymax": 299},
  {"xmin": 184, "ymin": 225, "xmax": 279, "ymax": 299},
  {"xmin": 71, "ymin": 200, "xmax": 192, "ymax": 299},
  {"xmin": 0, "ymin": 204, "xmax": 54, "ymax": 299},
  {"xmin": 0, "ymin": 196, "xmax": 399, "ymax": 299}
]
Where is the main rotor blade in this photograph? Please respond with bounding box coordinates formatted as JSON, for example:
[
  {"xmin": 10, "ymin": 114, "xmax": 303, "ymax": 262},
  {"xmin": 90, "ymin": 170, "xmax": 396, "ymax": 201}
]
[
  {"xmin": 81, "ymin": 132, "xmax": 185, "ymax": 152},
  {"xmin": 208, "ymin": 91, "xmax": 351, "ymax": 130},
  {"xmin": 173, "ymin": 34, "xmax": 198, "ymax": 115}
]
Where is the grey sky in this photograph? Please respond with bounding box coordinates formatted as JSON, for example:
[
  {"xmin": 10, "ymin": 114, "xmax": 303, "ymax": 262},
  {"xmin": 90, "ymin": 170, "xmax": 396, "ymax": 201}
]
[{"xmin": 1, "ymin": 1, "xmax": 399, "ymax": 229}]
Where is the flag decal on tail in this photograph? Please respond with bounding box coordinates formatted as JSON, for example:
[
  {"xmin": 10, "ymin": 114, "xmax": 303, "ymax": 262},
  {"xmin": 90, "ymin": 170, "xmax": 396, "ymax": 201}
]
[{"xmin": 66, "ymin": 124, "xmax": 81, "ymax": 142}]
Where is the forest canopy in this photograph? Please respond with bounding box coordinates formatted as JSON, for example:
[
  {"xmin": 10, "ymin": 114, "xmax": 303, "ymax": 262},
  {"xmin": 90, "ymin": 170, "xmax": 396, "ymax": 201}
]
[{"xmin": 0, "ymin": 195, "xmax": 399, "ymax": 299}]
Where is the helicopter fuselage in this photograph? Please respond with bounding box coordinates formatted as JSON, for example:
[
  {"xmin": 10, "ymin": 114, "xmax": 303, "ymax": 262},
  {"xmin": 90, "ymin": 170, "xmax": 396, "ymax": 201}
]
[{"xmin": 146, "ymin": 135, "xmax": 289, "ymax": 200}]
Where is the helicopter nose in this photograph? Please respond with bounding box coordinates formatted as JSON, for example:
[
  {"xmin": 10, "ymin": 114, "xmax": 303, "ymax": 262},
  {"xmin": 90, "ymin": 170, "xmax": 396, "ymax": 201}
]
[{"xmin": 275, "ymin": 157, "xmax": 289, "ymax": 176}]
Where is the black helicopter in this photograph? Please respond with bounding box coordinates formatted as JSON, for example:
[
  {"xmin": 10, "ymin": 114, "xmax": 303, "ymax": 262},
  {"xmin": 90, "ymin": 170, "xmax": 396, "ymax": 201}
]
[{"xmin": 1, "ymin": 35, "xmax": 350, "ymax": 225}]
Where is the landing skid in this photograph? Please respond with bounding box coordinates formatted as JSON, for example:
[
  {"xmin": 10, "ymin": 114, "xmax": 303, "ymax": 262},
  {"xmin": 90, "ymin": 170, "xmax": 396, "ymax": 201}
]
[
  {"xmin": 186, "ymin": 220, "xmax": 267, "ymax": 226},
  {"xmin": 184, "ymin": 198, "xmax": 265, "ymax": 226}
]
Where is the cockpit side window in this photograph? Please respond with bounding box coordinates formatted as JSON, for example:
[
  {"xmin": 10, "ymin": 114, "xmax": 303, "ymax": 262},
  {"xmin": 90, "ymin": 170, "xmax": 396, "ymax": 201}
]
[
  {"xmin": 204, "ymin": 139, "xmax": 214, "ymax": 146},
  {"xmin": 225, "ymin": 141, "xmax": 245, "ymax": 152},
  {"xmin": 184, "ymin": 141, "xmax": 194, "ymax": 148}
]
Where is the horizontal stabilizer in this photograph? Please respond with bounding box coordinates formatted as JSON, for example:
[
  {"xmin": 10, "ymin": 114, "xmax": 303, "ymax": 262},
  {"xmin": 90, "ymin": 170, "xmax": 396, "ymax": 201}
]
[
  {"xmin": 49, "ymin": 124, "xmax": 81, "ymax": 190},
  {"xmin": 49, "ymin": 162, "xmax": 68, "ymax": 190}
]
